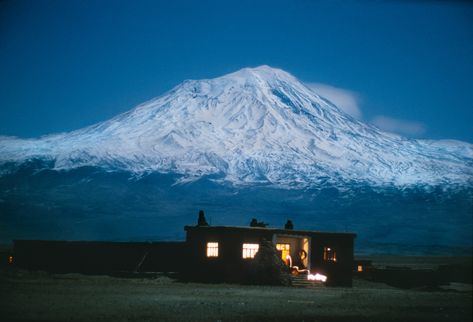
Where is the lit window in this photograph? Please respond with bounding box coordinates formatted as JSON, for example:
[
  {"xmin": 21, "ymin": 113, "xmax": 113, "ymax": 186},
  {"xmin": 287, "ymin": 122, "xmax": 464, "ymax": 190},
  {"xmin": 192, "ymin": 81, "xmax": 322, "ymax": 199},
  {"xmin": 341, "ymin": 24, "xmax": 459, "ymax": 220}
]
[
  {"xmin": 242, "ymin": 243, "xmax": 259, "ymax": 259},
  {"xmin": 206, "ymin": 242, "xmax": 219, "ymax": 257},
  {"xmin": 323, "ymin": 247, "xmax": 337, "ymax": 262},
  {"xmin": 276, "ymin": 243, "xmax": 290, "ymax": 261},
  {"xmin": 357, "ymin": 265, "xmax": 363, "ymax": 272}
]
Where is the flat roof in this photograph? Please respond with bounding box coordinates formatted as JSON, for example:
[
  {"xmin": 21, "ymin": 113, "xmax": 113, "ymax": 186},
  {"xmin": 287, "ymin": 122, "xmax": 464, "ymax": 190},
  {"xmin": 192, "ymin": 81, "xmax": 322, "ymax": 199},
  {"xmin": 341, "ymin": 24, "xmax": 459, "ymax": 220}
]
[{"xmin": 184, "ymin": 225, "xmax": 356, "ymax": 238}]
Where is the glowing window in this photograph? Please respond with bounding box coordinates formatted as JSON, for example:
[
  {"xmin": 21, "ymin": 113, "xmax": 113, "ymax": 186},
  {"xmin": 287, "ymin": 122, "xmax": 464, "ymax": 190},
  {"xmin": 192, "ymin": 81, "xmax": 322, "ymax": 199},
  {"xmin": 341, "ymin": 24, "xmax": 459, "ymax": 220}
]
[
  {"xmin": 323, "ymin": 247, "xmax": 337, "ymax": 262},
  {"xmin": 357, "ymin": 265, "xmax": 363, "ymax": 272},
  {"xmin": 206, "ymin": 242, "xmax": 219, "ymax": 258},
  {"xmin": 242, "ymin": 243, "xmax": 259, "ymax": 259},
  {"xmin": 276, "ymin": 243, "xmax": 291, "ymax": 261}
]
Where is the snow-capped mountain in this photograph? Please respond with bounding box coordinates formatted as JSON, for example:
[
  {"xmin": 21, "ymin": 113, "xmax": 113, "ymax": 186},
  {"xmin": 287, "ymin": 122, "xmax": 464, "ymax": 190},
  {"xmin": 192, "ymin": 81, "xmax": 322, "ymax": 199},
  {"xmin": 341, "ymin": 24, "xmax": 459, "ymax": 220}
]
[{"xmin": 1, "ymin": 65, "xmax": 472, "ymax": 188}]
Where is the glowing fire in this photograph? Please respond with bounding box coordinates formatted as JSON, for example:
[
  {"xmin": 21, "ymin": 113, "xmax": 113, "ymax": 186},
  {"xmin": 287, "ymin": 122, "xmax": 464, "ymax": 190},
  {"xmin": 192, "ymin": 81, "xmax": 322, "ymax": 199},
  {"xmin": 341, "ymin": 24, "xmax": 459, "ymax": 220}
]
[
  {"xmin": 307, "ymin": 272, "xmax": 327, "ymax": 282},
  {"xmin": 8, "ymin": 255, "xmax": 13, "ymax": 265}
]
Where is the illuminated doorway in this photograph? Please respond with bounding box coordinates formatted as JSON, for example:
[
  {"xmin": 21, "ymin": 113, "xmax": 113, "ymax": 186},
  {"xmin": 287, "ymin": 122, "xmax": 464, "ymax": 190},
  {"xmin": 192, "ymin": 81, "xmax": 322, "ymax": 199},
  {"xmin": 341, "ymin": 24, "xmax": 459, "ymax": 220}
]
[{"xmin": 273, "ymin": 235, "xmax": 310, "ymax": 271}]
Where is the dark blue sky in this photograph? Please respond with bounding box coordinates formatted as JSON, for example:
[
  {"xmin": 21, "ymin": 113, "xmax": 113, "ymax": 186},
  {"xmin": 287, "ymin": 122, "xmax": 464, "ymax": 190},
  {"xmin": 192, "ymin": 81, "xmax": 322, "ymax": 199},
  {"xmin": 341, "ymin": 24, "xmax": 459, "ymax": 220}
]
[{"xmin": 1, "ymin": 0, "xmax": 472, "ymax": 142}]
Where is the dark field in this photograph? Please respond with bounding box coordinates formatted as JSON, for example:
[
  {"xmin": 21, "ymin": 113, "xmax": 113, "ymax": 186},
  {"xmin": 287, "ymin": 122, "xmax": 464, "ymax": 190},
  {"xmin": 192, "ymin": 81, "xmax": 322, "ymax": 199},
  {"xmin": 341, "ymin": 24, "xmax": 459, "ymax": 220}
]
[{"xmin": 1, "ymin": 256, "xmax": 472, "ymax": 322}]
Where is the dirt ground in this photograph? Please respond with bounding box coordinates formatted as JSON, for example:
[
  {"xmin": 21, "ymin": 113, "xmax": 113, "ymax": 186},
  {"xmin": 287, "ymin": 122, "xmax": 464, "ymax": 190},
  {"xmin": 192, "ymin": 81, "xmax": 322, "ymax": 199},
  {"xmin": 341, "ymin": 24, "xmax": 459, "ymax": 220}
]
[{"xmin": 0, "ymin": 267, "xmax": 471, "ymax": 322}]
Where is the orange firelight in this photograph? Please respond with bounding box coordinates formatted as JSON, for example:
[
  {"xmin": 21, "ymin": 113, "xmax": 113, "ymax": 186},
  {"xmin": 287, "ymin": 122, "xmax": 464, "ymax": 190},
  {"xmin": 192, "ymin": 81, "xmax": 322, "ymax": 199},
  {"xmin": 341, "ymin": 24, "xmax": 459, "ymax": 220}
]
[{"xmin": 8, "ymin": 255, "xmax": 13, "ymax": 265}]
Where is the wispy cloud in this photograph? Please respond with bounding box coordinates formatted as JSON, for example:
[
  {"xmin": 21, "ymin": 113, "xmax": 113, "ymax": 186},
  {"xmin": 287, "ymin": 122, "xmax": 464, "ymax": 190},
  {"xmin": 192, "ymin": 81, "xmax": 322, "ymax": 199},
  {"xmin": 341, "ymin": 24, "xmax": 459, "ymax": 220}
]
[
  {"xmin": 306, "ymin": 82, "xmax": 427, "ymax": 137},
  {"xmin": 305, "ymin": 83, "xmax": 362, "ymax": 119},
  {"xmin": 371, "ymin": 115, "xmax": 426, "ymax": 136}
]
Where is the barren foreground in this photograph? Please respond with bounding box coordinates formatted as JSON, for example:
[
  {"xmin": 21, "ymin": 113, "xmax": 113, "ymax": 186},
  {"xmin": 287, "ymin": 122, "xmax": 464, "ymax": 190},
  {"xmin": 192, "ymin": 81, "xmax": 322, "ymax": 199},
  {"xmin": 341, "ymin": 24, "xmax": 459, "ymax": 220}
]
[{"xmin": 0, "ymin": 268, "xmax": 471, "ymax": 322}]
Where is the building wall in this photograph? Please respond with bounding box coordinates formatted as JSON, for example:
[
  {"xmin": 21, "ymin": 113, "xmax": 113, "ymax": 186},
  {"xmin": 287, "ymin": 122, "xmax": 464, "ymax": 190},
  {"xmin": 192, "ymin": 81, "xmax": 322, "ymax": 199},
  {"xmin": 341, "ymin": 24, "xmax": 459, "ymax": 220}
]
[
  {"xmin": 185, "ymin": 228, "xmax": 275, "ymax": 282},
  {"xmin": 13, "ymin": 240, "xmax": 186, "ymax": 274}
]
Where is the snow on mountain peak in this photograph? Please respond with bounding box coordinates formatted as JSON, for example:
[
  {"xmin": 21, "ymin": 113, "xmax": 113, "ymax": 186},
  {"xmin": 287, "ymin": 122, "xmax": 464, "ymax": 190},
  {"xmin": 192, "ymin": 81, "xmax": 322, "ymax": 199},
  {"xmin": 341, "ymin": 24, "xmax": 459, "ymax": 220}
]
[
  {"xmin": 224, "ymin": 65, "xmax": 295, "ymax": 83},
  {"xmin": 0, "ymin": 66, "xmax": 472, "ymax": 188}
]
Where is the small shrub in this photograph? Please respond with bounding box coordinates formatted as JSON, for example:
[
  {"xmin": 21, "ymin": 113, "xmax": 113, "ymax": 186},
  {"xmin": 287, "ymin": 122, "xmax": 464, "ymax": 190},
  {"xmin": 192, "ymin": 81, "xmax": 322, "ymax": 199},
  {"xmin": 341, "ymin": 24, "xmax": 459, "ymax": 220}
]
[{"xmin": 247, "ymin": 239, "xmax": 291, "ymax": 286}]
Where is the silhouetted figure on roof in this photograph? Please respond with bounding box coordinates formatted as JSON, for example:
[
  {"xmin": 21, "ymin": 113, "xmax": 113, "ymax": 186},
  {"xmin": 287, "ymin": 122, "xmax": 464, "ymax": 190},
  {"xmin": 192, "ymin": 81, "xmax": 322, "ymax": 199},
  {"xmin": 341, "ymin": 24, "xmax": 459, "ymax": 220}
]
[
  {"xmin": 284, "ymin": 220, "xmax": 294, "ymax": 230},
  {"xmin": 197, "ymin": 210, "xmax": 209, "ymax": 226},
  {"xmin": 250, "ymin": 218, "xmax": 268, "ymax": 228}
]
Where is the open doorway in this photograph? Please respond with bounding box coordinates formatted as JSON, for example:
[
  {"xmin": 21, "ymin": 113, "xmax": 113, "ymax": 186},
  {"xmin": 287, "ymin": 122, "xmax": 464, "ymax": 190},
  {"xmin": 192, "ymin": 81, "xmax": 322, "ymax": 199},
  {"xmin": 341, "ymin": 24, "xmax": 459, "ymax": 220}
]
[{"xmin": 274, "ymin": 235, "xmax": 310, "ymax": 273}]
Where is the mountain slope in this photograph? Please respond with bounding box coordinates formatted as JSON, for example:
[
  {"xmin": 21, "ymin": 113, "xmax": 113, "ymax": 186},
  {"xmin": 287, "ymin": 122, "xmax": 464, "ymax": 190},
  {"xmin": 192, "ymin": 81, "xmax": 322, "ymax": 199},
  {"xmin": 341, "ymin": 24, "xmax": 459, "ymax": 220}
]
[{"xmin": 1, "ymin": 65, "xmax": 472, "ymax": 188}]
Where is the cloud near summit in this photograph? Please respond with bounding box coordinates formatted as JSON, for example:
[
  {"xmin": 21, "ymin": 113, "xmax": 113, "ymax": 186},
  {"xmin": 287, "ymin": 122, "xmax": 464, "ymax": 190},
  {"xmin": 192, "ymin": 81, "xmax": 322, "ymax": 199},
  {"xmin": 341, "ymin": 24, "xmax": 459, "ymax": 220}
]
[
  {"xmin": 371, "ymin": 116, "xmax": 426, "ymax": 136},
  {"xmin": 305, "ymin": 83, "xmax": 362, "ymax": 119},
  {"xmin": 305, "ymin": 82, "xmax": 426, "ymax": 137}
]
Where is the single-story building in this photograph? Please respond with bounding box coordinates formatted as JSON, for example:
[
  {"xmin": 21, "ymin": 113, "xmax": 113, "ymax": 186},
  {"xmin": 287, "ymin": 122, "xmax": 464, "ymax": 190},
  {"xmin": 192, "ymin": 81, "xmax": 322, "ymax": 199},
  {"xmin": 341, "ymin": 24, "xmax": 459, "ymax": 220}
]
[
  {"xmin": 12, "ymin": 214, "xmax": 356, "ymax": 286},
  {"xmin": 185, "ymin": 224, "xmax": 355, "ymax": 286}
]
